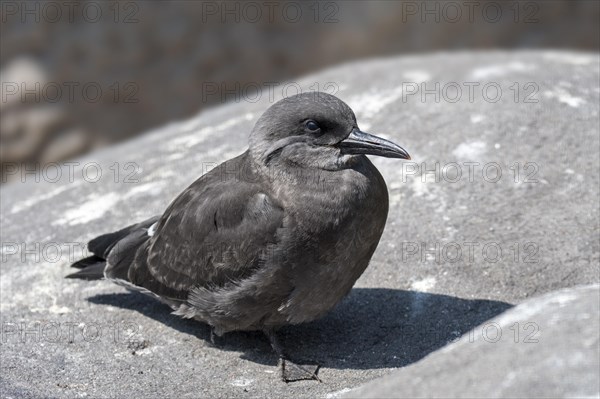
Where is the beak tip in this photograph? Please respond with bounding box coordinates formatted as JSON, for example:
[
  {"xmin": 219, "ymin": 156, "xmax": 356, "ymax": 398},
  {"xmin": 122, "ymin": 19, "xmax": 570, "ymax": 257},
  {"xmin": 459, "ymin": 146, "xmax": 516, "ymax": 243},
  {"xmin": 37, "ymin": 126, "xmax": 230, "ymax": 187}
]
[
  {"xmin": 395, "ymin": 146, "xmax": 411, "ymax": 160},
  {"xmin": 340, "ymin": 128, "xmax": 411, "ymax": 160}
]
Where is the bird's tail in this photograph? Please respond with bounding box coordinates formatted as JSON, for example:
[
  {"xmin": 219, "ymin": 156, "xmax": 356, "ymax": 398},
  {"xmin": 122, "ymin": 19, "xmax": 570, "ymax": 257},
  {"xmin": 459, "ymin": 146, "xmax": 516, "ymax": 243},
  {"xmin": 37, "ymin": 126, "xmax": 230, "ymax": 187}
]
[
  {"xmin": 66, "ymin": 216, "xmax": 159, "ymax": 280},
  {"xmin": 66, "ymin": 257, "xmax": 106, "ymax": 280}
]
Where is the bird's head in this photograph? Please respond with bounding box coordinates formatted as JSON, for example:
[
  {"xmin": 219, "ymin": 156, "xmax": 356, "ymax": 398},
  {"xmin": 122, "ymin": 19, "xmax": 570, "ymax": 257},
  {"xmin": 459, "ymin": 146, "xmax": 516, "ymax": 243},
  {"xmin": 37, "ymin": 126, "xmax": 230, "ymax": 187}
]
[{"xmin": 249, "ymin": 92, "xmax": 410, "ymax": 170}]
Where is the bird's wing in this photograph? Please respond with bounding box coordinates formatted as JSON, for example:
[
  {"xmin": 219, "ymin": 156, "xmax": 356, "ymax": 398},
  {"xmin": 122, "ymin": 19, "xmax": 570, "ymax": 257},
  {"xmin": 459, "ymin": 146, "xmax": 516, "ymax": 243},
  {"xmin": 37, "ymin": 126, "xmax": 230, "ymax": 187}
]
[{"xmin": 123, "ymin": 155, "xmax": 284, "ymax": 301}]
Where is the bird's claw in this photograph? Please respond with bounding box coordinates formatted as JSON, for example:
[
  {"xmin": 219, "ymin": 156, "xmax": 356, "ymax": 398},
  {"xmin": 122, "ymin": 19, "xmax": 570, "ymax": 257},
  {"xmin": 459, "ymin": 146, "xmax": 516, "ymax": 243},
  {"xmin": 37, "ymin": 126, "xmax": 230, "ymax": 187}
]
[{"xmin": 280, "ymin": 358, "xmax": 321, "ymax": 383}]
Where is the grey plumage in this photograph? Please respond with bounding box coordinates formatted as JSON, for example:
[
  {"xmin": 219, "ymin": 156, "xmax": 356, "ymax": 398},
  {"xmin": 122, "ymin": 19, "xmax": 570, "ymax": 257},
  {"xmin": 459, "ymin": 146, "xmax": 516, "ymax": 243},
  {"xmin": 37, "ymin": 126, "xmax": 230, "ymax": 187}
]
[{"xmin": 68, "ymin": 92, "xmax": 410, "ymax": 381}]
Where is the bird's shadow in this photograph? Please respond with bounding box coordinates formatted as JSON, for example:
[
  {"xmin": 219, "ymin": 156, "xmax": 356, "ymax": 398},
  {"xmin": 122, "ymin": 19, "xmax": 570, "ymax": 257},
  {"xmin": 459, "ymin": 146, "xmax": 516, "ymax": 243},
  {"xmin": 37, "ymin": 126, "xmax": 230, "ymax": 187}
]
[{"xmin": 88, "ymin": 288, "xmax": 512, "ymax": 370}]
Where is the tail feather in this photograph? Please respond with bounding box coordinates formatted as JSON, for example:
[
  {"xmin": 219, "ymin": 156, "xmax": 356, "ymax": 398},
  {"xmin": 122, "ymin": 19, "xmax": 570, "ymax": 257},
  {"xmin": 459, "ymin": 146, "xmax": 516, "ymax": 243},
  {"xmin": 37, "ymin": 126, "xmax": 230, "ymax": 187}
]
[
  {"xmin": 70, "ymin": 255, "xmax": 105, "ymax": 269},
  {"xmin": 105, "ymin": 229, "xmax": 150, "ymax": 281},
  {"xmin": 66, "ymin": 261, "xmax": 106, "ymax": 280},
  {"xmin": 88, "ymin": 216, "xmax": 159, "ymax": 258},
  {"xmin": 67, "ymin": 216, "xmax": 159, "ymax": 281}
]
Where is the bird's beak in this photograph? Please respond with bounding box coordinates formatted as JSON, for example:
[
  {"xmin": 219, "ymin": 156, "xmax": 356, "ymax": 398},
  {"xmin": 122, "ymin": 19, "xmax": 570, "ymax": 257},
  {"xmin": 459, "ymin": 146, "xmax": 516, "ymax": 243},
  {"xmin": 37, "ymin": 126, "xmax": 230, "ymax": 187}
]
[{"xmin": 337, "ymin": 128, "xmax": 411, "ymax": 159}]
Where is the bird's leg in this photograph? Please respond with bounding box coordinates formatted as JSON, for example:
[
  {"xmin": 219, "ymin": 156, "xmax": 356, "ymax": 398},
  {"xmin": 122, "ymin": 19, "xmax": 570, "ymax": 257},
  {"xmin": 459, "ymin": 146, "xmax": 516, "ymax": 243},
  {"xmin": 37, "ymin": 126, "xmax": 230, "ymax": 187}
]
[
  {"xmin": 264, "ymin": 329, "xmax": 321, "ymax": 383},
  {"xmin": 209, "ymin": 326, "xmax": 222, "ymax": 347}
]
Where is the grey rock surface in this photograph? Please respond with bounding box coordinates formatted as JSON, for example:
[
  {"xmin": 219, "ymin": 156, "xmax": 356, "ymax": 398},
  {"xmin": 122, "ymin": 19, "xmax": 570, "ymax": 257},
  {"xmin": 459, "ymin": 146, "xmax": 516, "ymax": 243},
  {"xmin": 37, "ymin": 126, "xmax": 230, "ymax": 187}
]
[
  {"xmin": 346, "ymin": 284, "xmax": 600, "ymax": 399},
  {"xmin": 1, "ymin": 51, "xmax": 599, "ymax": 398}
]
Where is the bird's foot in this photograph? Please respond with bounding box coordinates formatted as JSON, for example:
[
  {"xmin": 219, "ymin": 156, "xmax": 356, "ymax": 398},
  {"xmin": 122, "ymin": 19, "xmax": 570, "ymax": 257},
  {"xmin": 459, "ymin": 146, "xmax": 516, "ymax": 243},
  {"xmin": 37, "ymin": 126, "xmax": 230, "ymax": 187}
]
[
  {"xmin": 265, "ymin": 329, "xmax": 321, "ymax": 382},
  {"xmin": 280, "ymin": 358, "xmax": 321, "ymax": 383}
]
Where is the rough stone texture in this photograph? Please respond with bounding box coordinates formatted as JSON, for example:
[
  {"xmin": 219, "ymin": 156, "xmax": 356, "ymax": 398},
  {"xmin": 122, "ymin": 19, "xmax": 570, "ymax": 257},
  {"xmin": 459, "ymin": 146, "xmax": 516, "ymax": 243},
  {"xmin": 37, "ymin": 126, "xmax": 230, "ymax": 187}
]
[
  {"xmin": 1, "ymin": 51, "xmax": 598, "ymax": 398},
  {"xmin": 345, "ymin": 284, "xmax": 600, "ymax": 399}
]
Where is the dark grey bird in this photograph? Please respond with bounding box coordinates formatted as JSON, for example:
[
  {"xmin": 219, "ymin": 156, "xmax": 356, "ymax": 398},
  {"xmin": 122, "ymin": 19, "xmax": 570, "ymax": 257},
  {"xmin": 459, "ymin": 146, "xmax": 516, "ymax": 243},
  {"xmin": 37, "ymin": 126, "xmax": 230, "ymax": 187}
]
[{"xmin": 67, "ymin": 92, "xmax": 410, "ymax": 381}]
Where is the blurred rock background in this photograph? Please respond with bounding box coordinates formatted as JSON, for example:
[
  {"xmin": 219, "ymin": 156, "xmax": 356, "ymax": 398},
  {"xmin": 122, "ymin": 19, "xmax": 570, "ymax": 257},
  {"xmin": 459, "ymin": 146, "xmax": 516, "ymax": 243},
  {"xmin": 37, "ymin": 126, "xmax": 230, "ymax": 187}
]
[{"xmin": 1, "ymin": 0, "xmax": 599, "ymax": 182}]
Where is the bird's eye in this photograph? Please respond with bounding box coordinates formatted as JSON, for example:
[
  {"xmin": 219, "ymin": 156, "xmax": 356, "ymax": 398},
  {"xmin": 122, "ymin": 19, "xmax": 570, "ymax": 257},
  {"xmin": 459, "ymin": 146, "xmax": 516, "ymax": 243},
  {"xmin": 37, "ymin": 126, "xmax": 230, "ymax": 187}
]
[{"xmin": 305, "ymin": 120, "xmax": 320, "ymax": 131}]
